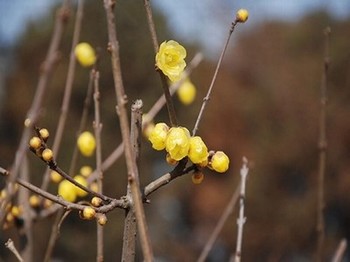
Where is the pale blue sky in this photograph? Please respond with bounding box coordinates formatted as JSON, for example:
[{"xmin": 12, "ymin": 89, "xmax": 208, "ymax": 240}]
[{"xmin": 0, "ymin": 0, "xmax": 349, "ymax": 52}]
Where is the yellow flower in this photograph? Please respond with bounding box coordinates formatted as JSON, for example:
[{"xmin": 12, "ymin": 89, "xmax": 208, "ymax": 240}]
[
  {"xmin": 58, "ymin": 180, "xmax": 77, "ymax": 202},
  {"xmin": 177, "ymin": 79, "xmax": 196, "ymax": 105},
  {"xmin": 156, "ymin": 40, "xmax": 187, "ymax": 82},
  {"xmin": 210, "ymin": 151, "xmax": 230, "ymax": 173},
  {"xmin": 188, "ymin": 136, "xmax": 209, "ymax": 164},
  {"xmin": 165, "ymin": 127, "xmax": 190, "ymax": 161},
  {"xmin": 77, "ymin": 131, "xmax": 96, "ymax": 157},
  {"xmin": 148, "ymin": 122, "xmax": 169, "ymax": 150},
  {"xmin": 236, "ymin": 9, "xmax": 249, "ymax": 23},
  {"xmin": 75, "ymin": 42, "xmax": 96, "ymax": 67},
  {"xmin": 73, "ymin": 175, "xmax": 88, "ymax": 197}
]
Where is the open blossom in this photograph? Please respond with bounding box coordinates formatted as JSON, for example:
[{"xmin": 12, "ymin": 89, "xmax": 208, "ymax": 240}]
[
  {"xmin": 148, "ymin": 123, "xmax": 169, "ymax": 150},
  {"xmin": 165, "ymin": 127, "xmax": 190, "ymax": 161},
  {"xmin": 156, "ymin": 40, "xmax": 187, "ymax": 82},
  {"xmin": 188, "ymin": 136, "xmax": 209, "ymax": 164},
  {"xmin": 210, "ymin": 151, "xmax": 230, "ymax": 173}
]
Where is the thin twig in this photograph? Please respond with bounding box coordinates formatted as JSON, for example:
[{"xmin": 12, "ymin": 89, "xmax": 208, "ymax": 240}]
[
  {"xmin": 5, "ymin": 239, "xmax": 23, "ymax": 262},
  {"xmin": 143, "ymin": 0, "xmax": 159, "ymax": 53},
  {"xmin": 0, "ymin": 0, "xmax": 71, "ymax": 225},
  {"xmin": 233, "ymin": 157, "xmax": 249, "ymax": 262},
  {"xmin": 197, "ymin": 184, "xmax": 240, "ymax": 262},
  {"xmin": 103, "ymin": 1, "xmax": 153, "ymax": 260},
  {"xmin": 192, "ymin": 19, "xmax": 240, "ymax": 136},
  {"xmin": 93, "ymin": 70, "xmax": 104, "ymax": 262},
  {"xmin": 332, "ymin": 238, "xmax": 347, "ymax": 262},
  {"xmin": 316, "ymin": 26, "xmax": 331, "ymax": 262},
  {"xmin": 41, "ymin": 0, "xmax": 84, "ymax": 192}
]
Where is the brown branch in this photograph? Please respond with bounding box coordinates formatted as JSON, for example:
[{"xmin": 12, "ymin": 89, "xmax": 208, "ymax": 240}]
[
  {"xmin": 143, "ymin": 0, "xmax": 159, "ymax": 53},
  {"xmin": 315, "ymin": 26, "xmax": 331, "ymax": 262},
  {"xmin": 103, "ymin": 1, "xmax": 153, "ymax": 260},
  {"xmin": 121, "ymin": 100, "xmax": 142, "ymax": 261},
  {"xmin": 93, "ymin": 70, "xmax": 104, "ymax": 262},
  {"xmin": 0, "ymin": 0, "xmax": 71, "ymax": 225},
  {"xmin": 192, "ymin": 19, "xmax": 240, "ymax": 136}
]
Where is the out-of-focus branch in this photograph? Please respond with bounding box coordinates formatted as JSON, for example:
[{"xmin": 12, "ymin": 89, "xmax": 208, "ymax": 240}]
[
  {"xmin": 332, "ymin": 238, "xmax": 347, "ymax": 262},
  {"xmin": 0, "ymin": 0, "xmax": 71, "ymax": 225},
  {"xmin": 41, "ymin": 0, "xmax": 84, "ymax": 191},
  {"xmin": 315, "ymin": 26, "xmax": 331, "ymax": 262},
  {"xmin": 197, "ymin": 184, "xmax": 240, "ymax": 262}
]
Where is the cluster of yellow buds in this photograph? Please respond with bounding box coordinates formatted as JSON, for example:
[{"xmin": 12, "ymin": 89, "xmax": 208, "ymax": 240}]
[
  {"xmin": 28, "ymin": 127, "xmax": 55, "ymax": 164},
  {"xmin": 148, "ymin": 123, "xmax": 230, "ymax": 184}
]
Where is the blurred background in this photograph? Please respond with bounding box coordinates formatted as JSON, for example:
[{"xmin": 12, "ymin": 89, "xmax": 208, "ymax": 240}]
[{"xmin": 0, "ymin": 0, "xmax": 350, "ymax": 261}]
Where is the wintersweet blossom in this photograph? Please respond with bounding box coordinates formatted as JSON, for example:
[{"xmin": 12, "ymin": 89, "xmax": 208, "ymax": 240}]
[
  {"xmin": 148, "ymin": 122, "xmax": 169, "ymax": 150},
  {"xmin": 75, "ymin": 42, "xmax": 96, "ymax": 67},
  {"xmin": 165, "ymin": 127, "xmax": 190, "ymax": 161},
  {"xmin": 177, "ymin": 79, "xmax": 196, "ymax": 105},
  {"xmin": 210, "ymin": 151, "xmax": 230, "ymax": 173},
  {"xmin": 188, "ymin": 136, "xmax": 209, "ymax": 164},
  {"xmin": 156, "ymin": 40, "xmax": 187, "ymax": 82}
]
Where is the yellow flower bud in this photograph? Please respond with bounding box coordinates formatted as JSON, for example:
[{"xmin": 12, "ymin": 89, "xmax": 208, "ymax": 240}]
[
  {"xmin": 43, "ymin": 199, "xmax": 53, "ymax": 208},
  {"xmin": 156, "ymin": 40, "xmax": 187, "ymax": 82},
  {"xmin": 192, "ymin": 171, "xmax": 204, "ymax": 185},
  {"xmin": 96, "ymin": 213, "xmax": 107, "ymax": 226},
  {"xmin": 39, "ymin": 128, "xmax": 49, "ymax": 141},
  {"xmin": 50, "ymin": 170, "xmax": 62, "ymax": 183},
  {"xmin": 58, "ymin": 180, "xmax": 77, "ymax": 202},
  {"xmin": 165, "ymin": 127, "xmax": 190, "ymax": 161},
  {"xmin": 77, "ymin": 131, "xmax": 96, "ymax": 157},
  {"xmin": 29, "ymin": 195, "xmax": 40, "ymax": 208},
  {"xmin": 91, "ymin": 197, "xmax": 103, "ymax": 207},
  {"xmin": 177, "ymin": 79, "xmax": 196, "ymax": 105},
  {"xmin": 73, "ymin": 175, "xmax": 88, "ymax": 197},
  {"xmin": 148, "ymin": 122, "xmax": 169, "ymax": 150},
  {"xmin": 75, "ymin": 42, "xmax": 96, "ymax": 67},
  {"xmin": 210, "ymin": 151, "xmax": 230, "ymax": 173},
  {"xmin": 166, "ymin": 153, "xmax": 178, "ymax": 166},
  {"xmin": 11, "ymin": 206, "xmax": 22, "ymax": 217},
  {"xmin": 29, "ymin": 136, "xmax": 41, "ymax": 150},
  {"xmin": 188, "ymin": 136, "xmax": 209, "ymax": 164},
  {"xmin": 82, "ymin": 206, "xmax": 96, "ymax": 220},
  {"xmin": 42, "ymin": 148, "xmax": 53, "ymax": 162},
  {"xmin": 236, "ymin": 9, "xmax": 249, "ymax": 23},
  {"xmin": 80, "ymin": 165, "xmax": 93, "ymax": 177}
]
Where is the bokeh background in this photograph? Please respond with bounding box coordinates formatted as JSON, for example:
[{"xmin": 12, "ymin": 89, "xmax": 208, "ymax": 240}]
[{"xmin": 0, "ymin": 0, "xmax": 350, "ymax": 261}]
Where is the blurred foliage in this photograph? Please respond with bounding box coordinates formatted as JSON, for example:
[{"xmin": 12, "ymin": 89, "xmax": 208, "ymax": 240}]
[{"xmin": 0, "ymin": 0, "xmax": 350, "ymax": 261}]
